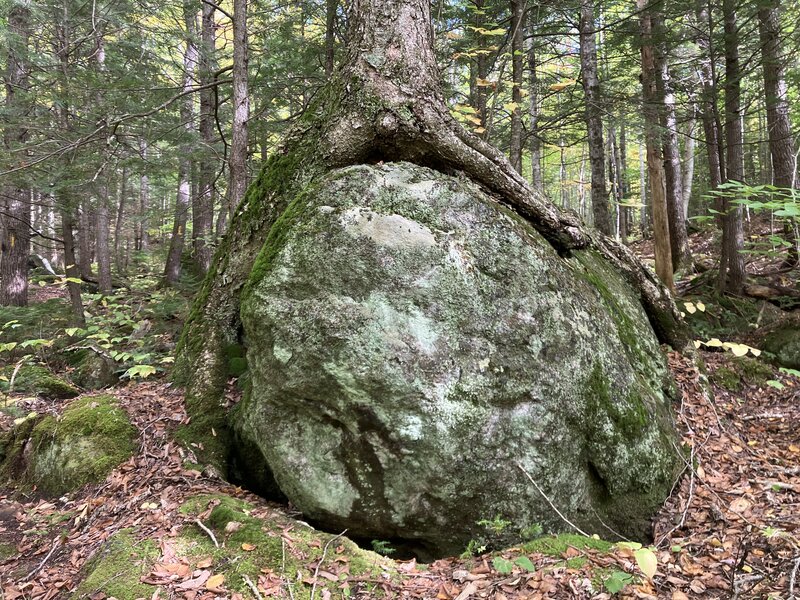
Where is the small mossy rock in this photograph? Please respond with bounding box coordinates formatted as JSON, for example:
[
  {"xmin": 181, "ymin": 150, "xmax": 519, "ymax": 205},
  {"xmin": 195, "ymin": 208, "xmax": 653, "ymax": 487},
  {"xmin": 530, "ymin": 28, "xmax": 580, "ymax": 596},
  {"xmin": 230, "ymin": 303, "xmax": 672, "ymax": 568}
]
[
  {"xmin": 74, "ymin": 529, "xmax": 159, "ymax": 599},
  {"xmin": 0, "ymin": 364, "xmax": 80, "ymax": 399},
  {"xmin": 26, "ymin": 395, "xmax": 136, "ymax": 496},
  {"xmin": 763, "ymin": 326, "xmax": 800, "ymax": 369},
  {"xmin": 234, "ymin": 162, "xmax": 681, "ymax": 556},
  {"xmin": 68, "ymin": 350, "xmax": 120, "ymax": 390}
]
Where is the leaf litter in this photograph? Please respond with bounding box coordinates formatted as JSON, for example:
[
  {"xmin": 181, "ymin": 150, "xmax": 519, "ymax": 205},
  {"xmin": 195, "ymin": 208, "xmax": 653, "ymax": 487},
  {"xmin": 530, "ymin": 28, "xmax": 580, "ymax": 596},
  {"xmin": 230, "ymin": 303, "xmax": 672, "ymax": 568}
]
[{"xmin": 0, "ymin": 349, "xmax": 797, "ymax": 599}]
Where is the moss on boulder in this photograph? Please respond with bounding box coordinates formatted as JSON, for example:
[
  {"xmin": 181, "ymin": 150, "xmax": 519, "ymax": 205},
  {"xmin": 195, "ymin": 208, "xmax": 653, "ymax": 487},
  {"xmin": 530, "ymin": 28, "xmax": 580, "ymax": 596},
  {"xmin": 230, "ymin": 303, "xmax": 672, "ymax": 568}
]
[
  {"xmin": 0, "ymin": 364, "xmax": 80, "ymax": 399},
  {"xmin": 73, "ymin": 529, "xmax": 159, "ymax": 599},
  {"xmin": 0, "ymin": 395, "xmax": 136, "ymax": 496},
  {"xmin": 233, "ymin": 162, "xmax": 681, "ymax": 555},
  {"xmin": 763, "ymin": 326, "xmax": 800, "ymax": 370}
]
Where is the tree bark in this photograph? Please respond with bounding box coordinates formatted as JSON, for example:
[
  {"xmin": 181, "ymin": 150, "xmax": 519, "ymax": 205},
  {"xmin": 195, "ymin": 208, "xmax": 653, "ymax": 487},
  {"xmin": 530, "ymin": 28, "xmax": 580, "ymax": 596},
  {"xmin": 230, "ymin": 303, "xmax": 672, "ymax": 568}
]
[
  {"xmin": 164, "ymin": 4, "xmax": 198, "ymax": 286},
  {"xmin": 176, "ymin": 0, "xmax": 687, "ymax": 454},
  {"xmin": 508, "ymin": 0, "xmax": 524, "ymax": 173},
  {"xmin": 654, "ymin": 20, "xmax": 690, "ymax": 271},
  {"xmin": 527, "ymin": 17, "xmax": 543, "ymax": 192},
  {"xmin": 681, "ymin": 104, "xmax": 697, "ymax": 218},
  {"xmin": 579, "ymin": 0, "xmax": 612, "ymax": 235},
  {"xmin": 759, "ymin": 0, "xmax": 797, "ymax": 266},
  {"xmin": 0, "ymin": 0, "xmax": 32, "ymax": 306},
  {"xmin": 325, "ymin": 0, "xmax": 337, "ymax": 76},
  {"xmin": 114, "ymin": 167, "xmax": 127, "ymax": 274},
  {"xmin": 720, "ymin": 0, "xmax": 747, "ymax": 294},
  {"xmin": 60, "ymin": 206, "xmax": 85, "ymax": 326},
  {"xmin": 138, "ymin": 139, "xmax": 150, "ymax": 251},
  {"xmin": 194, "ymin": 2, "xmax": 216, "ymax": 274},
  {"xmin": 94, "ymin": 35, "xmax": 113, "ymax": 295},
  {"xmin": 638, "ymin": 0, "xmax": 674, "ymax": 291},
  {"xmin": 696, "ymin": 0, "xmax": 724, "ymax": 191},
  {"xmin": 223, "ymin": 0, "xmax": 250, "ymax": 232}
]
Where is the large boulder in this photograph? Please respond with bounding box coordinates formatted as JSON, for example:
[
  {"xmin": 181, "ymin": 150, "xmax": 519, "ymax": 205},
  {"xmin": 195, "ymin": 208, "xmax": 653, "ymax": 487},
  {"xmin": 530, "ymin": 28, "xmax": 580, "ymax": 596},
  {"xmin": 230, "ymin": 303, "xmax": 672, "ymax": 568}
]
[{"xmin": 233, "ymin": 162, "xmax": 681, "ymax": 555}]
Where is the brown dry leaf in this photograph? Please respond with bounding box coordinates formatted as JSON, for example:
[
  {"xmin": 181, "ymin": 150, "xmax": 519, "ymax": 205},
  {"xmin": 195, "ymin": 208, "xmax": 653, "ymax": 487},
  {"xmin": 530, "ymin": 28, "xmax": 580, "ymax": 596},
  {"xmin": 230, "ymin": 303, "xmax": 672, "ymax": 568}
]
[
  {"xmin": 671, "ymin": 591, "xmax": 690, "ymax": 600},
  {"xmin": 196, "ymin": 557, "xmax": 213, "ymax": 569},
  {"xmin": 177, "ymin": 570, "xmax": 210, "ymax": 590},
  {"xmin": 728, "ymin": 497, "xmax": 752, "ymax": 513},
  {"xmin": 241, "ymin": 542, "xmax": 256, "ymax": 551},
  {"xmin": 689, "ymin": 579, "xmax": 707, "ymax": 594},
  {"xmin": 205, "ymin": 573, "xmax": 225, "ymax": 592}
]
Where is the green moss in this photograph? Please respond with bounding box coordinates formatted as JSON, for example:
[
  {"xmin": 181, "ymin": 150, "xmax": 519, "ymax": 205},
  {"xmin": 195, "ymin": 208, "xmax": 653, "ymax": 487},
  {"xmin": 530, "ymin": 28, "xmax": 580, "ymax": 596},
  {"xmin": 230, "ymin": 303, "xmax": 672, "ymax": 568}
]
[
  {"xmin": 73, "ymin": 529, "xmax": 158, "ymax": 599},
  {"xmin": 0, "ymin": 542, "xmax": 16, "ymax": 560},
  {"xmin": 712, "ymin": 366, "xmax": 741, "ymax": 391},
  {"xmin": 733, "ymin": 356, "xmax": 773, "ymax": 385},
  {"xmin": 0, "ymin": 364, "xmax": 80, "ymax": 399},
  {"xmin": 28, "ymin": 395, "xmax": 137, "ymax": 496},
  {"xmin": 179, "ymin": 493, "xmax": 393, "ymax": 597},
  {"xmin": 584, "ymin": 365, "xmax": 647, "ymax": 439},
  {"xmin": 522, "ymin": 533, "xmax": 612, "ymax": 556}
]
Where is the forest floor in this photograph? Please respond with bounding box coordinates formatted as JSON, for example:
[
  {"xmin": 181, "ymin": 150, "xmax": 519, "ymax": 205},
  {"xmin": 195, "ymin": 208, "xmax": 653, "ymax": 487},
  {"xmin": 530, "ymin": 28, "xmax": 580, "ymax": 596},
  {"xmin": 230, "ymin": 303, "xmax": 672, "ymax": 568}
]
[{"xmin": 0, "ymin": 226, "xmax": 799, "ymax": 599}]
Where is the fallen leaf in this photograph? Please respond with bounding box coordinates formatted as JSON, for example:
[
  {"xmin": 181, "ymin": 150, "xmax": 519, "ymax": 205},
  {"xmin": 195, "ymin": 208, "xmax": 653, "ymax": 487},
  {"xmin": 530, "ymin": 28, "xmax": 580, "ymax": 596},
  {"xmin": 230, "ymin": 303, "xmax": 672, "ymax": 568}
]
[{"xmin": 206, "ymin": 573, "xmax": 225, "ymax": 591}]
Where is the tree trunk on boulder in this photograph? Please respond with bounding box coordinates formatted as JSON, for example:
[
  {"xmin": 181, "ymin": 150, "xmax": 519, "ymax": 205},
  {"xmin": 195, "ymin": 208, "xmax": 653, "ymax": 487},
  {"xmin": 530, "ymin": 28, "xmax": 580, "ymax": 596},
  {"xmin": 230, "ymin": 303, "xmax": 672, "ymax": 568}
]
[{"xmin": 175, "ymin": 0, "xmax": 686, "ymax": 551}]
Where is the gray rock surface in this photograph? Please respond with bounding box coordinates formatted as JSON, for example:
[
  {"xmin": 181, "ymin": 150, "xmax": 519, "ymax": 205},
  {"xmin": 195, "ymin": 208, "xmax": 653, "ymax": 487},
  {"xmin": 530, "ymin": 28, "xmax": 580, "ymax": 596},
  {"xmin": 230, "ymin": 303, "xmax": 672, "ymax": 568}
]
[{"xmin": 233, "ymin": 162, "xmax": 681, "ymax": 554}]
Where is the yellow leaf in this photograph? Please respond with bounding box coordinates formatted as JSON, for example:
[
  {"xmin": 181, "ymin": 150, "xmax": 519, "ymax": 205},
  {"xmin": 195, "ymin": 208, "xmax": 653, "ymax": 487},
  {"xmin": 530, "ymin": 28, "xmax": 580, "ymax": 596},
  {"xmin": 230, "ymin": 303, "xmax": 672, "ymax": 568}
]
[
  {"xmin": 728, "ymin": 344, "xmax": 749, "ymax": 357},
  {"xmin": 696, "ymin": 301, "xmax": 706, "ymax": 312},
  {"xmin": 242, "ymin": 543, "xmax": 256, "ymax": 551},
  {"xmin": 693, "ymin": 340, "xmax": 702, "ymax": 349},
  {"xmin": 476, "ymin": 77, "xmax": 496, "ymax": 87},
  {"xmin": 789, "ymin": 444, "xmax": 800, "ymax": 453},
  {"xmin": 742, "ymin": 564, "xmax": 752, "ymax": 573},
  {"xmin": 749, "ymin": 347, "xmax": 761, "ymax": 357},
  {"xmin": 504, "ymin": 102, "xmax": 520, "ymax": 112},
  {"xmin": 549, "ymin": 79, "xmax": 577, "ymax": 92},
  {"xmin": 474, "ymin": 127, "xmax": 486, "ymax": 134},
  {"xmin": 634, "ymin": 547, "xmax": 658, "ymax": 579},
  {"xmin": 684, "ymin": 302, "xmax": 697, "ymax": 314},
  {"xmin": 704, "ymin": 338, "xmax": 724, "ymax": 347},
  {"xmin": 206, "ymin": 573, "xmax": 225, "ymax": 591}
]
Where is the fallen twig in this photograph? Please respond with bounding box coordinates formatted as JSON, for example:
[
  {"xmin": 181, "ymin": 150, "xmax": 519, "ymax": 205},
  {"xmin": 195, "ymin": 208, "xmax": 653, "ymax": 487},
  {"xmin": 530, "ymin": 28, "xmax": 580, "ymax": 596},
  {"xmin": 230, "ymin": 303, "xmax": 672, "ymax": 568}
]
[
  {"xmin": 194, "ymin": 518, "xmax": 219, "ymax": 547},
  {"xmin": 516, "ymin": 463, "xmax": 590, "ymax": 537},
  {"xmin": 310, "ymin": 529, "xmax": 347, "ymax": 600},
  {"xmin": 789, "ymin": 555, "xmax": 800, "ymax": 600},
  {"xmin": 243, "ymin": 574, "xmax": 264, "ymax": 600},
  {"xmin": 23, "ymin": 537, "xmax": 61, "ymax": 581}
]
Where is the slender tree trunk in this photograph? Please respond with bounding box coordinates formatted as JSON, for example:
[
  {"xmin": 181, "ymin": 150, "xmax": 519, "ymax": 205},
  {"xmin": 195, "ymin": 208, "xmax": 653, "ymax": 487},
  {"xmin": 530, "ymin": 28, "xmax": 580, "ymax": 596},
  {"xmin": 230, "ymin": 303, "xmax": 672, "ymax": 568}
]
[
  {"xmin": 139, "ymin": 139, "xmax": 150, "ymax": 251},
  {"xmin": 527, "ymin": 20, "xmax": 543, "ymax": 192},
  {"xmin": 0, "ymin": 0, "xmax": 32, "ymax": 306},
  {"xmin": 60, "ymin": 206, "xmax": 85, "ymax": 326},
  {"xmin": 579, "ymin": 0, "xmax": 612, "ymax": 235},
  {"xmin": 94, "ymin": 35, "xmax": 113, "ymax": 295},
  {"xmin": 639, "ymin": 0, "xmax": 673, "ymax": 290},
  {"xmin": 164, "ymin": 5, "xmax": 198, "ymax": 286},
  {"xmin": 759, "ymin": 0, "xmax": 797, "ymax": 266},
  {"xmin": 114, "ymin": 167, "xmax": 127, "ymax": 274},
  {"xmin": 194, "ymin": 2, "xmax": 216, "ymax": 274},
  {"xmin": 681, "ymin": 104, "xmax": 697, "ymax": 218},
  {"xmin": 619, "ymin": 121, "xmax": 630, "ymax": 241},
  {"xmin": 508, "ymin": 0, "xmax": 524, "ymax": 172},
  {"xmin": 560, "ymin": 136, "xmax": 569, "ymax": 210},
  {"xmin": 223, "ymin": 0, "xmax": 250, "ymax": 233},
  {"xmin": 720, "ymin": 0, "xmax": 746, "ymax": 293},
  {"xmin": 656, "ymin": 33, "xmax": 690, "ymax": 270}
]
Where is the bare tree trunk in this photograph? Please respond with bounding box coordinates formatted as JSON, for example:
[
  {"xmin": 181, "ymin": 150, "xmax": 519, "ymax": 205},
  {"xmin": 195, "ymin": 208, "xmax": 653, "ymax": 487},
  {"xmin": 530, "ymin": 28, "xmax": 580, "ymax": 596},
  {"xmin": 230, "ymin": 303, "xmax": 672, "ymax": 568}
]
[
  {"xmin": 0, "ymin": 0, "xmax": 31, "ymax": 306},
  {"xmin": 720, "ymin": 0, "xmax": 746, "ymax": 294},
  {"xmin": 164, "ymin": 5, "xmax": 198, "ymax": 286},
  {"xmin": 619, "ymin": 121, "xmax": 630, "ymax": 241},
  {"xmin": 639, "ymin": 0, "xmax": 674, "ymax": 290},
  {"xmin": 222, "ymin": 0, "xmax": 250, "ymax": 234},
  {"xmin": 560, "ymin": 136, "xmax": 569, "ymax": 210},
  {"xmin": 696, "ymin": 0, "xmax": 724, "ymax": 191},
  {"xmin": 654, "ymin": 11, "xmax": 689, "ymax": 270},
  {"xmin": 508, "ymin": 0, "xmax": 524, "ymax": 172},
  {"xmin": 60, "ymin": 205, "xmax": 85, "ymax": 326},
  {"xmin": 759, "ymin": 0, "xmax": 797, "ymax": 266},
  {"xmin": 579, "ymin": 0, "xmax": 612, "ymax": 235},
  {"xmin": 93, "ymin": 33, "xmax": 113, "ymax": 295},
  {"xmin": 527, "ymin": 20, "xmax": 543, "ymax": 192},
  {"xmin": 681, "ymin": 104, "xmax": 697, "ymax": 218},
  {"xmin": 138, "ymin": 138, "xmax": 150, "ymax": 251},
  {"xmin": 114, "ymin": 167, "xmax": 127, "ymax": 274},
  {"xmin": 194, "ymin": 2, "xmax": 216, "ymax": 274},
  {"xmin": 325, "ymin": 0, "xmax": 337, "ymax": 75}
]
